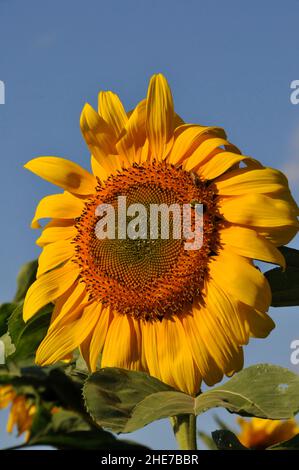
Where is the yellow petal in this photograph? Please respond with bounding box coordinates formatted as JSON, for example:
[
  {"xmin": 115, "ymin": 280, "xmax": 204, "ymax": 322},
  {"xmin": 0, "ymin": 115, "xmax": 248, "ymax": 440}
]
[
  {"xmin": 98, "ymin": 91, "xmax": 128, "ymax": 137},
  {"xmin": 116, "ymin": 99, "xmax": 146, "ymax": 162},
  {"xmin": 137, "ymin": 138, "xmax": 150, "ymax": 164},
  {"xmin": 36, "ymin": 225, "xmax": 76, "ymax": 247},
  {"xmin": 241, "ymin": 304, "xmax": 275, "ymax": 338},
  {"xmin": 182, "ymin": 311, "xmax": 223, "ymax": 386},
  {"xmin": 219, "ymin": 193, "xmax": 299, "ymax": 228},
  {"xmin": 24, "ymin": 157, "xmax": 97, "ymax": 195},
  {"xmin": 279, "ymin": 190, "xmax": 299, "ymax": 214},
  {"xmin": 209, "ymin": 250, "xmax": 271, "ymax": 312},
  {"xmin": 36, "ymin": 240, "xmax": 75, "ymax": 278},
  {"xmin": 168, "ymin": 124, "xmax": 227, "ymax": 166},
  {"xmin": 215, "ymin": 167, "xmax": 289, "ymax": 196},
  {"xmin": 79, "ymin": 333, "xmax": 92, "ymax": 369},
  {"xmin": 36, "ymin": 302, "xmax": 99, "ymax": 366},
  {"xmin": 43, "ymin": 219, "xmax": 76, "ymax": 228},
  {"xmin": 238, "ymin": 417, "xmax": 299, "ymax": 449},
  {"xmin": 256, "ymin": 225, "xmax": 299, "ymax": 247},
  {"xmin": 99, "ymin": 153, "xmax": 127, "ymax": 176},
  {"xmin": 141, "ymin": 320, "xmax": 162, "ymax": 379},
  {"xmin": 80, "ymin": 103, "xmax": 115, "ymax": 162},
  {"xmin": 146, "ymin": 74, "xmax": 174, "ymax": 160},
  {"xmin": 102, "ymin": 314, "xmax": 142, "ymax": 371},
  {"xmin": 173, "ymin": 113, "xmax": 185, "ymax": 128},
  {"xmin": 0, "ymin": 385, "xmax": 15, "ymax": 409},
  {"xmin": 89, "ymin": 305, "xmax": 113, "ymax": 371},
  {"xmin": 90, "ymin": 155, "xmax": 109, "ymax": 182},
  {"xmin": 50, "ymin": 281, "xmax": 88, "ymax": 329},
  {"xmin": 31, "ymin": 192, "xmax": 84, "ymax": 229},
  {"xmin": 205, "ymin": 279, "xmax": 250, "ymax": 345},
  {"xmin": 198, "ymin": 150, "xmax": 262, "ymax": 180},
  {"xmin": 219, "ymin": 224, "xmax": 286, "ymax": 268},
  {"xmin": 187, "ymin": 302, "xmax": 244, "ymax": 377},
  {"xmin": 183, "ymin": 137, "xmax": 236, "ymax": 173},
  {"xmin": 23, "ymin": 261, "xmax": 79, "ymax": 321},
  {"xmin": 143, "ymin": 316, "xmax": 200, "ymax": 395}
]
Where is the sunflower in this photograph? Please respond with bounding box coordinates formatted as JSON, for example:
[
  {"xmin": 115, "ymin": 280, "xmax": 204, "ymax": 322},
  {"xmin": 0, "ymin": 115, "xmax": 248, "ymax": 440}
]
[
  {"xmin": 0, "ymin": 385, "xmax": 36, "ymax": 441},
  {"xmin": 237, "ymin": 417, "xmax": 299, "ymax": 449},
  {"xmin": 23, "ymin": 74, "xmax": 298, "ymax": 396}
]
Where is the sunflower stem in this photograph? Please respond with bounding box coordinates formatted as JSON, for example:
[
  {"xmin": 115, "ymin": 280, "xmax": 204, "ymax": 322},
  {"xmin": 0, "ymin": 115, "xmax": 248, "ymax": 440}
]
[{"xmin": 171, "ymin": 414, "xmax": 197, "ymax": 450}]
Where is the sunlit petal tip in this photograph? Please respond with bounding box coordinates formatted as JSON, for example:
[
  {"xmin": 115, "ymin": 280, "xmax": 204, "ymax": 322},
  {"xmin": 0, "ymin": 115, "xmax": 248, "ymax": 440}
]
[
  {"xmin": 98, "ymin": 90, "xmax": 127, "ymax": 137},
  {"xmin": 23, "ymin": 156, "xmax": 96, "ymax": 195},
  {"xmin": 23, "ymin": 160, "xmax": 33, "ymax": 170},
  {"xmin": 146, "ymin": 73, "xmax": 175, "ymax": 158},
  {"xmin": 80, "ymin": 103, "xmax": 99, "ymax": 129},
  {"xmin": 31, "ymin": 220, "xmax": 41, "ymax": 229}
]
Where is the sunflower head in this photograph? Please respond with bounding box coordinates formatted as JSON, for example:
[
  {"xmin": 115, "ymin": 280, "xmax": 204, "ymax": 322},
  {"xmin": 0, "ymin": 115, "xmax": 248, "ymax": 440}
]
[
  {"xmin": 23, "ymin": 74, "xmax": 298, "ymax": 395},
  {"xmin": 237, "ymin": 417, "xmax": 299, "ymax": 449},
  {"xmin": 73, "ymin": 160, "xmax": 220, "ymax": 320},
  {"xmin": 0, "ymin": 385, "xmax": 36, "ymax": 441}
]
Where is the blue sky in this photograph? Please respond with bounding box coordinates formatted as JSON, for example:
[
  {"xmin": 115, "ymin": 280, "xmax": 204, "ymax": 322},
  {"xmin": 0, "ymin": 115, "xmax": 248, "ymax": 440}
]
[{"xmin": 0, "ymin": 0, "xmax": 299, "ymax": 450}]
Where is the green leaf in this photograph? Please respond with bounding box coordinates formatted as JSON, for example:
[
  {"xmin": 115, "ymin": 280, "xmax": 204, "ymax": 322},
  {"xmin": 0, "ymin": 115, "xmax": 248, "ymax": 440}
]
[
  {"xmin": 265, "ymin": 246, "xmax": 299, "ymax": 307},
  {"xmin": 195, "ymin": 364, "xmax": 299, "ymax": 419},
  {"xmin": 122, "ymin": 390, "xmax": 193, "ymax": 433},
  {"xmin": 268, "ymin": 433, "xmax": 299, "ymax": 450},
  {"xmin": 8, "ymin": 304, "xmax": 52, "ymax": 366},
  {"xmin": 83, "ymin": 367, "xmax": 189, "ymax": 433},
  {"xmin": 28, "ymin": 408, "xmax": 148, "ymax": 450},
  {"xmin": 49, "ymin": 409, "xmax": 91, "ymax": 433},
  {"xmin": 0, "ymin": 303, "xmax": 17, "ymax": 336},
  {"xmin": 212, "ymin": 430, "xmax": 248, "ymax": 450},
  {"xmin": 280, "ymin": 246, "xmax": 299, "ymax": 266},
  {"xmin": 14, "ymin": 259, "xmax": 38, "ymax": 302},
  {"xmin": 29, "ymin": 403, "xmax": 53, "ymax": 440},
  {"xmin": 84, "ymin": 365, "xmax": 299, "ymax": 434},
  {"xmin": 0, "ymin": 363, "xmax": 149, "ymax": 450},
  {"xmin": 0, "ymin": 364, "xmax": 48, "ymax": 392},
  {"xmin": 47, "ymin": 368, "xmax": 87, "ymax": 414},
  {"xmin": 8, "ymin": 303, "xmax": 26, "ymax": 344}
]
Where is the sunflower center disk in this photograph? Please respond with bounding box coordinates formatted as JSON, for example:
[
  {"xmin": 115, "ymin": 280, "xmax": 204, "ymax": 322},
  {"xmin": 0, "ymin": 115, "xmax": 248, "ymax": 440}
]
[{"xmin": 74, "ymin": 162, "xmax": 219, "ymax": 320}]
